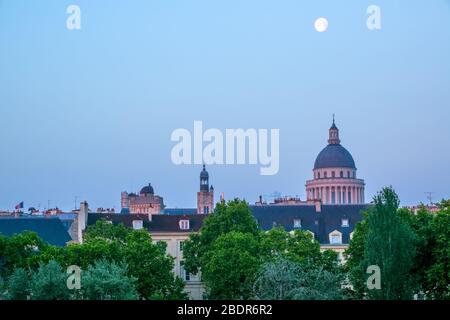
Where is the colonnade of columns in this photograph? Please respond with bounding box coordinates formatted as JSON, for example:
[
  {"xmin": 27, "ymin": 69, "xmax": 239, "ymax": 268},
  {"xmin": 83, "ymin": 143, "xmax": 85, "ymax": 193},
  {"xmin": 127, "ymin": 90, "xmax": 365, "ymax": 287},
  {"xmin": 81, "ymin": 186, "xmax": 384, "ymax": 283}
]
[{"xmin": 307, "ymin": 185, "xmax": 364, "ymax": 204}]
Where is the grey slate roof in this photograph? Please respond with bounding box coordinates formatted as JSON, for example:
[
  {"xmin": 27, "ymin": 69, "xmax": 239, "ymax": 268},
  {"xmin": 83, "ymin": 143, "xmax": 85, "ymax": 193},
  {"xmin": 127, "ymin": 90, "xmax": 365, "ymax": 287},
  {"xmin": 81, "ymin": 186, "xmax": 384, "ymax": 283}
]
[
  {"xmin": 0, "ymin": 217, "xmax": 72, "ymax": 246},
  {"xmin": 250, "ymin": 204, "xmax": 369, "ymax": 244},
  {"xmin": 164, "ymin": 208, "xmax": 197, "ymax": 215},
  {"xmin": 87, "ymin": 213, "xmax": 206, "ymax": 233},
  {"xmin": 88, "ymin": 204, "xmax": 369, "ymax": 245}
]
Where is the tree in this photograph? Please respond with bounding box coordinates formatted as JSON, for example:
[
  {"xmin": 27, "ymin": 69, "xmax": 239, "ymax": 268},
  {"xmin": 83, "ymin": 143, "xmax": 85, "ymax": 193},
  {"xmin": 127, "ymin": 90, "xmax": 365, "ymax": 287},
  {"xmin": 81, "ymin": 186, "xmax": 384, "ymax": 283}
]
[
  {"xmin": 202, "ymin": 231, "xmax": 261, "ymax": 299},
  {"xmin": 36, "ymin": 221, "xmax": 187, "ymax": 300},
  {"xmin": 252, "ymin": 257, "xmax": 344, "ymax": 300},
  {"xmin": 0, "ymin": 232, "xmax": 48, "ymax": 277},
  {"xmin": 0, "ymin": 275, "xmax": 5, "ymax": 300},
  {"xmin": 252, "ymin": 257, "xmax": 303, "ymax": 300},
  {"xmin": 29, "ymin": 260, "xmax": 71, "ymax": 300},
  {"xmin": 4, "ymin": 267, "xmax": 30, "ymax": 300},
  {"xmin": 79, "ymin": 260, "xmax": 138, "ymax": 300},
  {"xmin": 346, "ymin": 187, "xmax": 416, "ymax": 299},
  {"xmin": 122, "ymin": 230, "xmax": 187, "ymax": 300},
  {"xmin": 260, "ymin": 227, "xmax": 338, "ymax": 271},
  {"xmin": 83, "ymin": 220, "xmax": 130, "ymax": 243},
  {"xmin": 344, "ymin": 216, "xmax": 369, "ymax": 299},
  {"xmin": 183, "ymin": 199, "xmax": 259, "ymax": 275},
  {"xmin": 406, "ymin": 202, "xmax": 450, "ymax": 299}
]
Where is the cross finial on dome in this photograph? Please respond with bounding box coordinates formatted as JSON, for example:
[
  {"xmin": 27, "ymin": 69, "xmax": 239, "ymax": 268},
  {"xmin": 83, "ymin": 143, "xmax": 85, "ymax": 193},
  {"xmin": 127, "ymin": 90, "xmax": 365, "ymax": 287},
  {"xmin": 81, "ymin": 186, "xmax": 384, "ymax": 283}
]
[{"xmin": 333, "ymin": 113, "xmax": 335, "ymax": 125}]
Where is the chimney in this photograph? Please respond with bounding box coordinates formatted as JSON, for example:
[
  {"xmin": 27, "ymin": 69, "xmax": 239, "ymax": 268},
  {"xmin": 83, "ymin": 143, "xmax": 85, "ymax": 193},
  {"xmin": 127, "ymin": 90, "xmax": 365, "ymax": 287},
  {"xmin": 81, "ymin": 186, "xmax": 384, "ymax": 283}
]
[
  {"xmin": 78, "ymin": 201, "xmax": 89, "ymax": 244},
  {"xmin": 314, "ymin": 200, "xmax": 322, "ymax": 213}
]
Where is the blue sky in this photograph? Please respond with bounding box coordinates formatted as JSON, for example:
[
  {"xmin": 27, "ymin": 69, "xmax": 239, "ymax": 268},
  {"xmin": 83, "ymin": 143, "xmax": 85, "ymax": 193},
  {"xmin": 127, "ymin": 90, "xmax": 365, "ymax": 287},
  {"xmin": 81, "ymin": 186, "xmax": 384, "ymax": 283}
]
[{"xmin": 1, "ymin": 0, "xmax": 449, "ymax": 210}]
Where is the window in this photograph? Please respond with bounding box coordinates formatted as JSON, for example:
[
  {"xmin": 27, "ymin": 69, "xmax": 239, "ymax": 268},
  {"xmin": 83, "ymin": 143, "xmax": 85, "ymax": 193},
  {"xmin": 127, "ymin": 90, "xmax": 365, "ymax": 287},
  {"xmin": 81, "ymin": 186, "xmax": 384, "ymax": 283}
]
[
  {"xmin": 132, "ymin": 220, "xmax": 143, "ymax": 230},
  {"xmin": 179, "ymin": 241, "xmax": 184, "ymax": 252},
  {"xmin": 332, "ymin": 171, "xmax": 335, "ymax": 178},
  {"xmin": 180, "ymin": 264, "xmax": 190, "ymax": 281},
  {"xmin": 329, "ymin": 230, "xmax": 342, "ymax": 244},
  {"xmin": 324, "ymin": 171, "xmax": 328, "ymax": 178},
  {"xmin": 340, "ymin": 171, "xmax": 343, "ymax": 178},
  {"xmin": 179, "ymin": 219, "xmax": 190, "ymax": 230},
  {"xmin": 331, "ymin": 234, "xmax": 342, "ymax": 244},
  {"xmin": 293, "ymin": 219, "xmax": 301, "ymax": 228},
  {"xmin": 318, "ymin": 172, "xmax": 321, "ymax": 179},
  {"xmin": 203, "ymin": 206, "xmax": 209, "ymax": 214},
  {"xmin": 347, "ymin": 171, "xmax": 350, "ymax": 178},
  {"xmin": 341, "ymin": 218, "xmax": 349, "ymax": 227}
]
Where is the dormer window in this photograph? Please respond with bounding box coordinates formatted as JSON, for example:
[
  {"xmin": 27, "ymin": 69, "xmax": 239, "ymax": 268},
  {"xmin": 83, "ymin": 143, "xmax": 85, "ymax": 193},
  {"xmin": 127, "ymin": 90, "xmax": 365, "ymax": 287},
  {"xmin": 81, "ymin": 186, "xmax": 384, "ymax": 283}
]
[
  {"xmin": 179, "ymin": 219, "xmax": 190, "ymax": 230},
  {"xmin": 329, "ymin": 230, "xmax": 342, "ymax": 244},
  {"xmin": 341, "ymin": 218, "xmax": 349, "ymax": 227},
  {"xmin": 132, "ymin": 220, "xmax": 143, "ymax": 230},
  {"xmin": 293, "ymin": 219, "xmax": 301, "ymax": 229}
]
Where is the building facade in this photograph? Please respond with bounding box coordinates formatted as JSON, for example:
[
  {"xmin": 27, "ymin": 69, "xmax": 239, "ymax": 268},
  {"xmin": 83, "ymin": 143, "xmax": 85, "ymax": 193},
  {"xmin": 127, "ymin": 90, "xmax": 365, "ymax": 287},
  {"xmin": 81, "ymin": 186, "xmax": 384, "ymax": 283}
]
[
  {"xmin": 306, "ymin": 119, "xmax": 365, "ymax": 204},
  {"xmin": 121, "ymin": 183, "xmax": 165, "ymax": 214}
]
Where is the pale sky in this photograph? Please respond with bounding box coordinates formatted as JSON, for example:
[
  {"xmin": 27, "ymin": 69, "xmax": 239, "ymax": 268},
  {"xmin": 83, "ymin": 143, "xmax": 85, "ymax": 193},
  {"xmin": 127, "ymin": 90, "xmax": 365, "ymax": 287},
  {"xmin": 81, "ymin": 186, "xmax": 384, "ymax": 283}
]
[{"xmin": 1, "ymin": 0, "xmax": 449, "ymax": 210}]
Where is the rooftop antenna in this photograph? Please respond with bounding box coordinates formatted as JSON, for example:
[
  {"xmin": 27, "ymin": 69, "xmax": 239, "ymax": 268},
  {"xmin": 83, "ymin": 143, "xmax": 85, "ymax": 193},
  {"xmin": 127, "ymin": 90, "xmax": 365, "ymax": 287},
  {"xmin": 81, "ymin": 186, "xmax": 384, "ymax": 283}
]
[
  {"xmin": 74, "ymin": 196, "xmax": 78, "ymax": 210},
  {"xmin": 424, "ymin": 192, "xmax": 434, "ymax": 206}
]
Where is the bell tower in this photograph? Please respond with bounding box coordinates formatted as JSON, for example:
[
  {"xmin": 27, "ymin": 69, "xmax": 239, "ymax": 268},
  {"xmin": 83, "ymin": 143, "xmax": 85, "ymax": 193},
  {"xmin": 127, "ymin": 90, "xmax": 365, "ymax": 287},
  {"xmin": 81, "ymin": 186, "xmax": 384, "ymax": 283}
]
[{"xmin": 197, "ymin": 165, "xmax": 214, "ymax": 214}]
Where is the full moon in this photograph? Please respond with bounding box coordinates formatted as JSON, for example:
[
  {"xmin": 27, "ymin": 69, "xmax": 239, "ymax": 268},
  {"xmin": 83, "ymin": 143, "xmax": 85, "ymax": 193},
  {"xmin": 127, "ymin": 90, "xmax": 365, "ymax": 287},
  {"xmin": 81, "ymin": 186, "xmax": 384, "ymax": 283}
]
[{"xmin": 314, "ymin": 17, "xmax": 328, "ymax": 32}]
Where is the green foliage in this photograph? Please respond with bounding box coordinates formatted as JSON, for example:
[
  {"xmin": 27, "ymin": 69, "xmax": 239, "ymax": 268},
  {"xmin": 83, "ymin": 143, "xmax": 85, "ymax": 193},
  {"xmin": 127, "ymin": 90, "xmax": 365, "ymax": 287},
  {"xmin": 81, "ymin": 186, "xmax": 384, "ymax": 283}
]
[
  {"xmin": 183, "ymin": 199, "xmax": 341, "ymax": 300},
  {"xmin": 29, "ymin": 260, "xmax": 71, "ymax": 300},
  {"xmin": 4, "ymin": 267, "xmax": 30, "ymax": 300},
  {"xmin": 122, "ymin": 230, "xmax": 187, "ymax": 300},
  {"xmin": 183, "ymin": 199, "xmax": 259, "ymax": 275},
  {"xmin": 253, "ymin": 257, "xmax": 344, "ymax": 300},
  {"xmin": 79, "ymin": 260, "xmax": 138, "ymax": 300},
  {"xmin": 260, "ymin": 227, "xmax": 338, "ymax": 270},
  {"xmin": 203, "ymin": 231, "xmax": 261, "ymax": 299},
  {"xmin": 84, "ymin": 220, "xmax": 130, "ymax": 243},
  {"xmin": 406, "ymin": 203, "xmax": 450, "ymax": 299},
  {"xmin": 344, "ymin": 218, "xmax": 368, "ymax": 298},
  {"xmin": 1, "ymin": 220, "xmax": 187, "ymax": 300},
  {"xmin": 425, "ymin": 207, "xmax": 450, "ymax": 299},
  {"xmin": 346, "ymin": 187, "xmax": 416, "ymax": 299},
  {"xmin": 0, "ymin": 232, "xmax": 47, "ymax": 277},
  {"xmin": 0, "ymin": 275, "xmax": 5, "ymax": 300}
]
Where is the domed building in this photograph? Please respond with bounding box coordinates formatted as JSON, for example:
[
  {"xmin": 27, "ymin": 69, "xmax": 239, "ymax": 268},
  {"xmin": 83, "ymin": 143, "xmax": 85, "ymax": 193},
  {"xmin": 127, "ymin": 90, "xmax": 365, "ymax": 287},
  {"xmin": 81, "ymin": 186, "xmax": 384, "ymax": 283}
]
[
  {"xmin": 305, "ymin": 119, "xmax": 365, "ymax": 204},
  {"xmin": 121, "ymin": 183, "xmax": 165, "ymax": 214}
]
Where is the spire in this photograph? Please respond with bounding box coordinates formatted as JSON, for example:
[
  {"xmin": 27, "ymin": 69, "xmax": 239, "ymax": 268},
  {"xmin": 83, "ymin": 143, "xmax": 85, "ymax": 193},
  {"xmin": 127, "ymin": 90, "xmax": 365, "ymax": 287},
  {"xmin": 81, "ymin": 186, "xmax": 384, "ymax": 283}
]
[{"xmin": 328, "ymin": 115, "xmax": 340, "ymax": 144}]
